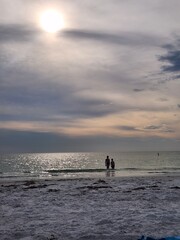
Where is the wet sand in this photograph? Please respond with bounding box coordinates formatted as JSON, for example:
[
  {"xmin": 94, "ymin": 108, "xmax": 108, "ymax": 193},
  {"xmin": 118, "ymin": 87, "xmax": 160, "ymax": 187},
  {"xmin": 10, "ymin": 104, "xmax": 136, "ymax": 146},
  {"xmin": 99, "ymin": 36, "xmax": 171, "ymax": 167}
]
[{"xmin": 0, "ymin": 175, "xmax": 180, "ymax": 240}]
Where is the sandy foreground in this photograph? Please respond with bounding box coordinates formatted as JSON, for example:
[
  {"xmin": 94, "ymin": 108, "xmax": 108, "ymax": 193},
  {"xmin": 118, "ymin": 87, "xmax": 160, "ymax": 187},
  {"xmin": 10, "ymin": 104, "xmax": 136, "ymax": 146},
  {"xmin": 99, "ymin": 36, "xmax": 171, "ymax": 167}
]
[{"xmin": 0, "ymin": 175, "xmax": 180, "ymax": 240}]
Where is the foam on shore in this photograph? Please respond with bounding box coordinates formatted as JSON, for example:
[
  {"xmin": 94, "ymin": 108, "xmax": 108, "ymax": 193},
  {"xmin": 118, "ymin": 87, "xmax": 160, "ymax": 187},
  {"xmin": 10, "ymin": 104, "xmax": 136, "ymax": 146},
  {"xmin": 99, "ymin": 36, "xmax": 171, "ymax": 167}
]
[{"xmin": 0, "ymin": 175, "xmax": 180, "ymax": 240}]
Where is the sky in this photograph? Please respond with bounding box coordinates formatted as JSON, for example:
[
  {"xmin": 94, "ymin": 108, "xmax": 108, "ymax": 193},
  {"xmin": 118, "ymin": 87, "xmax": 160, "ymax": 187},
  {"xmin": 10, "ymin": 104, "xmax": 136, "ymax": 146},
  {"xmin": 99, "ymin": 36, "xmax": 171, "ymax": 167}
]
[{"xmin": 0, "ymin": 0, "xmax": 180, "ymax": 153}]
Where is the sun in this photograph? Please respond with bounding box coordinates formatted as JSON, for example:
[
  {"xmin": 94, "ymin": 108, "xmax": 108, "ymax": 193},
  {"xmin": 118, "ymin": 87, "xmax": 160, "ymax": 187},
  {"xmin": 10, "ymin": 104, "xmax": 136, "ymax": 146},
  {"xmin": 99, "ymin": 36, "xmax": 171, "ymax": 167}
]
[{"xmin": 40, "ymin": 9, "xmax": 64, "ymax": 33}]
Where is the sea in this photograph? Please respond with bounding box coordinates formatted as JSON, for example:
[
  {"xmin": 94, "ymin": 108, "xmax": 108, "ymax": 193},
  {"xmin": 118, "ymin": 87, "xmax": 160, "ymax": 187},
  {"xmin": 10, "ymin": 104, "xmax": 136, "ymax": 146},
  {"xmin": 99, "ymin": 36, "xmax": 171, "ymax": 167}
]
[{"xmin": 0, "ymin": 151, "xmax": 180, "ymax": 181}]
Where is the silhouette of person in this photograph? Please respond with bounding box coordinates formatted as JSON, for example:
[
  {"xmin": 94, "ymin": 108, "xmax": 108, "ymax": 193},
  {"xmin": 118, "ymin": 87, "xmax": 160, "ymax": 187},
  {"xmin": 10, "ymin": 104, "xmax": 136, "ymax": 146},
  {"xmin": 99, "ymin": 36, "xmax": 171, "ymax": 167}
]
[
  {"xmin": 111, "ymin": 158, "xmax": 115, "ymax": 170},
  {"xmin": 105, "ymin": 156, "xmax": 110, "ymax": 169}
]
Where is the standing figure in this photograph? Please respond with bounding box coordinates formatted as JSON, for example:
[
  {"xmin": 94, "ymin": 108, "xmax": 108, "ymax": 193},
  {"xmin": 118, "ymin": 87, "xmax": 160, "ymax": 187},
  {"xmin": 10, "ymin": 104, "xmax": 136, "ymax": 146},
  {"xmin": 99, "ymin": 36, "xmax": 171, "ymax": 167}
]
[
  {"xmin": 105, "ymin": 156, "xmax": 110, "ymax": 169},
  {"xmin": 111, "ymin": 158, "xmax": 115, "ymax": 170}
]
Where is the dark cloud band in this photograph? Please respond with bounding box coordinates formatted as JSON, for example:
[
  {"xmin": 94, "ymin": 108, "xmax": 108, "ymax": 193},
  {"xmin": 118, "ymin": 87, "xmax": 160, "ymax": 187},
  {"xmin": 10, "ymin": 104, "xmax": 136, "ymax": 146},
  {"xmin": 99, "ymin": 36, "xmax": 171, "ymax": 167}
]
[{"xmin": 0, "ymin": 23, "xmax": 163, "ymax": 47}]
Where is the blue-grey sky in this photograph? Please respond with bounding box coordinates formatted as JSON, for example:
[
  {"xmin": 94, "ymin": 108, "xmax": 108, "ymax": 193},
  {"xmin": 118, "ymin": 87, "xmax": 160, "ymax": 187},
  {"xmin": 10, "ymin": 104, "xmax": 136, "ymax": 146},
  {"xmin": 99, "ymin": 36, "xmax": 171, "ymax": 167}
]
[{"xmin": 0, "ymin": 0, "xmax": 180, "ymax": 152}]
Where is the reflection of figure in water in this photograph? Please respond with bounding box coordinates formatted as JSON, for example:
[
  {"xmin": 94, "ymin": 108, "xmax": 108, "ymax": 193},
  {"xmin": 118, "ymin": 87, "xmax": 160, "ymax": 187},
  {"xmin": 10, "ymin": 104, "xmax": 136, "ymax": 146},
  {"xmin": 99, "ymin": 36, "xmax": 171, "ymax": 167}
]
[
  {"xmin": 106, "ymin": 168, "xmax": 115, "ymax": 177},
  {"xmin": 106, "ymin": 170, "xmax": 111, "ymax": 177},
  {"xmin": 105, "ymin": 156, "xmax": 110, "ymax": 169},
  {"xmin": 157, "ymin": 152, "xmax": 159, "ymax": 156},
  {"xmin": 111, "ymin": 158, "xmax": 115, "ymax": 170}
]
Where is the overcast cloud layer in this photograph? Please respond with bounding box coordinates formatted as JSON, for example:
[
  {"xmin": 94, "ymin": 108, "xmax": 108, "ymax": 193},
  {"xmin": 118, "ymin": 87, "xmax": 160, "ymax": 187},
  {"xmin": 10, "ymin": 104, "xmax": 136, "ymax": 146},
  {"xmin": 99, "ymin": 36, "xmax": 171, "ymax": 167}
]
[{"xmin": 0, "ymin": 0, "xmax": 180, "ymax": 152}]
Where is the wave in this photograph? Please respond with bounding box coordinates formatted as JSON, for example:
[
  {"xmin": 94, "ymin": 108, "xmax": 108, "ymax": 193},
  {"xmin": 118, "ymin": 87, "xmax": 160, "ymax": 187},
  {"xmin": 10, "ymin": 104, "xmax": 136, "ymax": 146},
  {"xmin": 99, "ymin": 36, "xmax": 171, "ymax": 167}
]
[
  {"xmin": 123, "ymin": 167, "xmax": 180, "ymax": 171},
  {"xmin": 46, "ymin": 168, "xmax": 107, "ymax": 173},
  {"xmin": 0, "ymin": 174, "xmax": 39, "ymax": 179},
  {"xmin": 46, "ymin": 167, "xmax": 180, "ymax": 173},
  {"xmin": 0, "ymin": 167, "xmax": 179, "ymax": 179}
]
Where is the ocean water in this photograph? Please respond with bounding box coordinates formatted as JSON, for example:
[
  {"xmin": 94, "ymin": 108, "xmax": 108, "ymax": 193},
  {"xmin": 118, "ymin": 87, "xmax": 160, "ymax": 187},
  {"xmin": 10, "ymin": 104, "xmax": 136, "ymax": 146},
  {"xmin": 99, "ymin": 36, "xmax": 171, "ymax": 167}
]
[{"xmin": 0, "ymin": 151, "xmax": 180, "ymax": 180}]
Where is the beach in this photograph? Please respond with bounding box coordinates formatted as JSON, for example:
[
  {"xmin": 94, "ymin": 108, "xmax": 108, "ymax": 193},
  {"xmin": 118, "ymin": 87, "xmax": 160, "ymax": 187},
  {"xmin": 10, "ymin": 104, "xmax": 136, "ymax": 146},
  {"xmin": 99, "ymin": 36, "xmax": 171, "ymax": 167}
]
[{"xmin": 0, "ymin": 175, "xmax": 180, "ymax": 240}]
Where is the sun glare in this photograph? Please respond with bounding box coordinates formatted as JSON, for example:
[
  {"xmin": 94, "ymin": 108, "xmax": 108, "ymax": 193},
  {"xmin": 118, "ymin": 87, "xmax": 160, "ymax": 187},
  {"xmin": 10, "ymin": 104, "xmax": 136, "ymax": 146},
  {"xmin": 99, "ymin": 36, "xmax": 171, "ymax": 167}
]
[{"xmin": 40, "ymin": 9, "xmax": 64, "ymax": 33}]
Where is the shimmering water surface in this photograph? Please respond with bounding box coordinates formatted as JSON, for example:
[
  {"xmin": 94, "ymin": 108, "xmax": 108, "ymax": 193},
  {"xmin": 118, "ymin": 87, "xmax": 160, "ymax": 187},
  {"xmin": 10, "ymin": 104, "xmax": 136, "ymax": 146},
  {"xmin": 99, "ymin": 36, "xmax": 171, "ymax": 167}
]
[{"xmin": 0, "ymin": 152, "xmax": 180, "ymax": 180}]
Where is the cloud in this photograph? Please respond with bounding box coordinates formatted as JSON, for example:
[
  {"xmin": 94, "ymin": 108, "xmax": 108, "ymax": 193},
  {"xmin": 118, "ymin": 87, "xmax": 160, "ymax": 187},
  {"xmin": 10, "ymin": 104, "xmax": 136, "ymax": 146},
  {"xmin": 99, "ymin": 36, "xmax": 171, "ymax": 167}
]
[
  {"xmin": 143, "ymin": 124, "xmax": 174, "ymax": 133},
  {"xmin": 0, "ymin": 129, "xmax": 179, "ymax": 153},
  {"xmin": 133, "ymin": 88, "xmax": 145, "ymax": 92},
  {"xmin": 0, "ymin": 23, "xmax": 163, "ymax": 48},
  {"xmin": 159, "ymin": 39, "xmax": 180, "ymax": 73},
  {"xmin": 116, "ymin": 126, "xmax": 139, "ymax": 131},
  {"xmin": 62, "ymin": 29, "xmax": 163, "ymax": 47},
  {"xmin": 144, "ymin": 125, "xmax": 162, "ymax": 130},
  {"xmin": 0, "ymin": 1, "xmax": 180, "ymax": 152},
  {"xmin": 0, "ymin": 72, "xmax": 117, "ymax": 122},
  {"xmin": 0, "ymin": 24, "xmax": 38, "ymax": 42},
  {"xmin": 158, "ymin": 98, "xmax": 168, "ymax": 102},
  {"xmin": 173, "ymin": 74, "xmax": 180, "ymax": 79},
  {"xmin": 159, "ymin": 50, "xmax": 180, "ymax": 72}
]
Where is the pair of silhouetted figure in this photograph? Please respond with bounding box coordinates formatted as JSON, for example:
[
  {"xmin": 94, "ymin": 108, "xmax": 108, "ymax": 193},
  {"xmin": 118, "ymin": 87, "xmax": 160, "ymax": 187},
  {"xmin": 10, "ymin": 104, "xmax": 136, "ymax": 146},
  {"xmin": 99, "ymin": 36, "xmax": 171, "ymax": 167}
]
[{"xmin": 105, "ymin": 156, "xmax": 115, "ymax": 170}]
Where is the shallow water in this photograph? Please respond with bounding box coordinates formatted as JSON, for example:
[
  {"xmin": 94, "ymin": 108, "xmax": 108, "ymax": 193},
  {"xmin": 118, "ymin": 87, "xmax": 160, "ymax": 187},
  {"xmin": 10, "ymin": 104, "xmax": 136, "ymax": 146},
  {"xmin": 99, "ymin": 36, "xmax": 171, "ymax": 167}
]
[{"xmin": 0, "ymin": 151, "xmax": 180, "ymax": 180}]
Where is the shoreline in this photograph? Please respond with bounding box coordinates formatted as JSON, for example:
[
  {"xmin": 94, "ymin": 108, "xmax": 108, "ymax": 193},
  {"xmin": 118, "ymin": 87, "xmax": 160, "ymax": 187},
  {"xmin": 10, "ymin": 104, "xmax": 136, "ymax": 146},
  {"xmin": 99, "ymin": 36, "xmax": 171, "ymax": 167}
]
[
  {"xmin": 0, "ymin": 175, "xmax": 180, "ymax": 240},
  {"xmin": 0, "ymin": 170, "xmax": 180, "ymax": 184},
  {"xmin": 0, "ymin": 171, "xmax": 179, "ymax": 183}
]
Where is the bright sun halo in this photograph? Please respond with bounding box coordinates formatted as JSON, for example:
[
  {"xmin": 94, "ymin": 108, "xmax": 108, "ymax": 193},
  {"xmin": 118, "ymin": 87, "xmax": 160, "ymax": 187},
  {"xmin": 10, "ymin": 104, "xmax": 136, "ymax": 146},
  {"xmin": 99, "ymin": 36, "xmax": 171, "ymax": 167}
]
[{"xmin": 40, "ymin": 9, "xmax": 64, "ymax": 33}]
